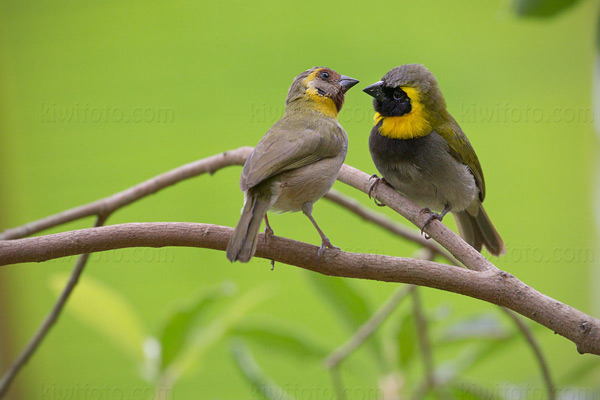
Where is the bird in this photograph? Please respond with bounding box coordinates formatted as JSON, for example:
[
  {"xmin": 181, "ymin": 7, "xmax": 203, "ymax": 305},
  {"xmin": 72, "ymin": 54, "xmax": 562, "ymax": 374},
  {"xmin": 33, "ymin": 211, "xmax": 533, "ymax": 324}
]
[
  {"xmin": 363, "ymin": 64, "xmax": 505, "ymax": 256},
  {"xmin": 226, "ymin": 67, "xmax": 359, "ymax": 263}
]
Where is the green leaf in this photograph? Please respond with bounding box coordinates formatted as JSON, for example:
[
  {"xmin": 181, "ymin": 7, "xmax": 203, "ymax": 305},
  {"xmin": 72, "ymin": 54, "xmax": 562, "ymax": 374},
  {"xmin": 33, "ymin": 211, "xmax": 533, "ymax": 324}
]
[
  {"xmin": 230, "ymin": 340, "xmax": 297, "ymax": 400},
  {"xmin": 558, "ymin": 357, "xmax": 600, "ymax": 385},
  {"xmin": 158, "ymin": 282, "xmax": 236, "ymax": 370},
  {"xmin": 436, "ymin": 314, "xmax": 509, "ymax": 345},
  {"xmin": 434, "ymin": 310, "xmax": 547, "ymax": 380},
  {"xmin": 305, "ymin": 274, "xmax": 371, "ymax": 332},
  {"xmin": 165, "ymin": 285, "xmax": 273, "ymax": 381},
  {"xmin": 231, "ymin": 318, "xmax": 328, "ymax": 360},
  {"xmin": 397, "ymin": 312, "xmax": 416, "ymax": 367},
  {"xmin": 435, "ymin": 329, "xmax": 522, "ymax": 381},
  {"xmin": 513, "ymin": 0, "xmax": 580, "ymax": 18},
  {"xmin": 49, "ymin": 273, "xmax": 145, "ymax": 359}
]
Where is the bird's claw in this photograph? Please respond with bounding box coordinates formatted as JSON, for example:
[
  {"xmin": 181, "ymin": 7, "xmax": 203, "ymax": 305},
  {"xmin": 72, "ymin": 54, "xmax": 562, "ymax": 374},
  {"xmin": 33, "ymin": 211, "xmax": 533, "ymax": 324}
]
[
  {"xmin": 418, "ymin": 207, "xmax": 432, "ymax": 216},
  {"xmin": 317, "ymin": 238, "xmax": 340, "ymax": 260},
  {"xmin": 368, "ymin": 175, "xmax": 380, "ymax": 199},
  {"xmin": 263, "ymin": 226, "xmax": 274, "ymax": 243},
  {"xmin": 263, "ymin": 219, "xmax": 275, "ymax": 269},
  {"xmin": 263, "ymin": 214, "xmax": 275, "ymax": 243},
  {"xmin": 368, "ymin": 175, "xmax": 387, "ymax": 207},
  {"xmin": 419, "ymin": 208, "xmax": 443, "ymax": 238}
]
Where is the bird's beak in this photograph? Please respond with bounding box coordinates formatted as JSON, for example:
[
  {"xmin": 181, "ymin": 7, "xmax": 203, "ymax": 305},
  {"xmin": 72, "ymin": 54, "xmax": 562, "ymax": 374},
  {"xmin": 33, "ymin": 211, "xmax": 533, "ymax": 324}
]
[
  {"xmin": 338, "ymin": 75, "xmax": 359, "ymax": 93},
  {"xmin": 363, "ymin": 81, "xmax": 385, "ymax": 102}
]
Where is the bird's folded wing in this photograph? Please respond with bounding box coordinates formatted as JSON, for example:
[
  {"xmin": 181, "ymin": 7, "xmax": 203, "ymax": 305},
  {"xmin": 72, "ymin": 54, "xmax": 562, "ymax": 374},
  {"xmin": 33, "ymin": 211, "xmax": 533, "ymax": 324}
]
[
  {"xmin": 240, "ymin": 126, "xmax": 344, "ymax": 191},
  {"xmin": 436, "ymin": 121, "xmax": 486, "ymax": 201}
]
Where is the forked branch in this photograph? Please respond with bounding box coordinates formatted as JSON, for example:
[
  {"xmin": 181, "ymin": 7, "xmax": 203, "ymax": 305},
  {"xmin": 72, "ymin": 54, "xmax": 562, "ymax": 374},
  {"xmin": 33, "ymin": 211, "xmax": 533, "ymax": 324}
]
[{"xmin": 0, "ymin": 147, "xmax": 592, "ymax": 399}]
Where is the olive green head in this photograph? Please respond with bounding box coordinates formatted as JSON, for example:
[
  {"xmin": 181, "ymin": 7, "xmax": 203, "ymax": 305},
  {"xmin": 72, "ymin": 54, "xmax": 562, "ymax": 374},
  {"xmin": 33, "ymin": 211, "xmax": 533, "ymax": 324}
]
[
  {"xmin": 363, "ymin": 64, "xmax": 446, "ymax": 119},
  {"xmin": 285, "ymin": 67, "xmax": 359, "ymax": 118}
]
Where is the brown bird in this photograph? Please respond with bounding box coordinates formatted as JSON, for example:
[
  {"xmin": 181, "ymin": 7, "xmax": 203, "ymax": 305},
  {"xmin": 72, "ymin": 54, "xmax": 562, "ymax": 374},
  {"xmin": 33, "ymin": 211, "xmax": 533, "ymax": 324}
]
[{"xmin": 226, "ymin": 67, "xmax": 359, "ymax": 262}]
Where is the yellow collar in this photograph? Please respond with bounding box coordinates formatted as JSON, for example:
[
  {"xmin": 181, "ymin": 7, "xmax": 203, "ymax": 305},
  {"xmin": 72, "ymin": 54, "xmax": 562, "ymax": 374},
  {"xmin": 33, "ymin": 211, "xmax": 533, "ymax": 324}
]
[
  {"xmin": 374, "ymin": 87, "xmax": 431, "ymax": 139},
  {"xmin": 305, "ymin": 87, "xmax": 338, "ymax": 119}
]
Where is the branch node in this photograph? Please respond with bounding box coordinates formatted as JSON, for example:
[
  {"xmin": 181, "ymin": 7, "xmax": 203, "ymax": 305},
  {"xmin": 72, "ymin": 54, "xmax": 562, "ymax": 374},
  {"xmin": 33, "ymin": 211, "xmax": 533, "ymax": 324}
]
[{"xmin": 579, "ymin": 320, "xmax": 591, "ymax": 334}]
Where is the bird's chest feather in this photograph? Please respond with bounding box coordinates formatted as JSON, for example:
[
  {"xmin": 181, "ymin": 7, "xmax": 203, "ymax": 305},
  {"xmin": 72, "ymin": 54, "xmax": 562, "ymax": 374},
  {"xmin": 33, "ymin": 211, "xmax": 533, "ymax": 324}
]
[
  {"xmin": 369, "ymin": 125, "xmax": 433, "ymax": 167},
  {"xmin": 369, "ymin": 127, "xmax": 477, "ymax": 211}
]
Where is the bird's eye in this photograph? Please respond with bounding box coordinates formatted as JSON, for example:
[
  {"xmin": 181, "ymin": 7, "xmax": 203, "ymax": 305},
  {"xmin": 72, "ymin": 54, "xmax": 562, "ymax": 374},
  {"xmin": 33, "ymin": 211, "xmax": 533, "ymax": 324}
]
[
  {"xmin": 320, "ymin": 71, "xmax": 330, "ymax": 80},
  {"xmin": 393, "ymin": 89, "xmax": 405, "ymax": 100}
]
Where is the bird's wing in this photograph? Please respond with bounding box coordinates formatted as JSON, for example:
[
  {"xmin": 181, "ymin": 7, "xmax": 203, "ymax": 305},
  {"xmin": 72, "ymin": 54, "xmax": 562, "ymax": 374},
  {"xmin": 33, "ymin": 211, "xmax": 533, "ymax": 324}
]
[
  {"xmin": 435, "ymin": 119, "xmax": 486, "ymax": 201},
  {"xmin": 240, "ymin": 120, "xmax": 345, "ymax": 191}
]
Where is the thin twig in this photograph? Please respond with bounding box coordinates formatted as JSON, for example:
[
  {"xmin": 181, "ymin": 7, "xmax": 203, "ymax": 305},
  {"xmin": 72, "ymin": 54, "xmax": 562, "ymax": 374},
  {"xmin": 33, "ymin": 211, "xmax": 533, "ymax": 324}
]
[
  {"xmin": 329, "ymin": 367, "xmax": 346, "ymax": 400},
  {"xmin": 324, "ymin": 285, "xmax": 416, "ymax": 369},
  {"xmin": 0, "ymin": 215, "xmax": 108, "ymax": 397},
  {"xmin": 412, "ymin": 287, "xmax": 435, "ymax": 391},
  {"xmin": 501, "ymin": 308, "xmax": 556, "ymax": 399},
  {"xmin": 324, "ymin": 190, "xmax": 460, "ymax": 266},
  {"xmin": 0, "ymin": 222, "xmax": 598, "ymax": 356},
  {"xmin": 0, "ymin": 147, "xmax": 253, "ymax": 240}
]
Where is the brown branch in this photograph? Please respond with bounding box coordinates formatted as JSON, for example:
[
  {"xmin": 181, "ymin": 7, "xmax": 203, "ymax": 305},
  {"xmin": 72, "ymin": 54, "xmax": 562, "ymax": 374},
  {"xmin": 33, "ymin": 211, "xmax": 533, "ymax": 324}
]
[
  {"xmin": 0, "ymin": 147, "xmax": 254, "ymax": 240},
  {"xmin": 0, "ymin": 215, "xmax": 108, "ymax": 397},
  {"xmin": 1, "ymin": 222, "xmax": 599, "ymax": 356}
]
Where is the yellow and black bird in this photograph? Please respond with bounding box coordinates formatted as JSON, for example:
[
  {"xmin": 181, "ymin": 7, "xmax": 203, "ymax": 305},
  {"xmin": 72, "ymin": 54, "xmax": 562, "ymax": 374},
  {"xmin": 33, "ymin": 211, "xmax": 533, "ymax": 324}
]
[
  {"xmin": 226, "ymin": 67, "xmax": 359, "ymax": 262},
  {"xmin": 363, "ymin": 64, "xmax": 505, "ymax": 256}
]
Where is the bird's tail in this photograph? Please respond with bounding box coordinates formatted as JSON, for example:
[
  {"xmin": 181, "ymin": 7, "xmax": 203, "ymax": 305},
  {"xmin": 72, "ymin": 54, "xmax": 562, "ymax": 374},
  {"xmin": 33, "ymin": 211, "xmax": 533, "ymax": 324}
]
[
  {"xmin": 454, "ymin": 202, "xmax": 506, "ymax": 257},
  {"xmin": 226, "ymin": 195, "xmax": 271, "ymax": 263}
]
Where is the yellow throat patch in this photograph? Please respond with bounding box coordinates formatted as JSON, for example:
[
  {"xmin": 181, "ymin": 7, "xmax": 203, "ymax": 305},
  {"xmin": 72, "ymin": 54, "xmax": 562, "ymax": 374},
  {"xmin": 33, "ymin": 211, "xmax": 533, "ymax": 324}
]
[
  {"xmin": 302, "ymin": 69, "xmax": 338, "ymax": 119},
  {"xmin": 374, "ymin": 87, "xmax": 431, "ymax": 139}
]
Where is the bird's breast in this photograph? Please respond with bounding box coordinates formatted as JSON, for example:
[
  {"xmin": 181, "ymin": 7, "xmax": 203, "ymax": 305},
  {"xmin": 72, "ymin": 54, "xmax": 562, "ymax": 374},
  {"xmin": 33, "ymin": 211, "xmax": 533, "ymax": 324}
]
[
  {"xmin": 369, "ymin": 125, "xmax": 432, "ymax": 164},
  {"xmin": 270, "ymin": 149, "xmax": 347, "ymax": 213},
  {"xmin": 369, "ymin": 128, "xmax": 477, "ymax": 212}
]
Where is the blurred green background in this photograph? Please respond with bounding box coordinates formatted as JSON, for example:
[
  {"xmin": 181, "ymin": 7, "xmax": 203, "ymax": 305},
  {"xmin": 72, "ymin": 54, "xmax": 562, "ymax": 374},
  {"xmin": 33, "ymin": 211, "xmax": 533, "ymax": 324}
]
[{"xmin": 0, "ymin": 0, "xmax": 598, "ymax": 398}]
